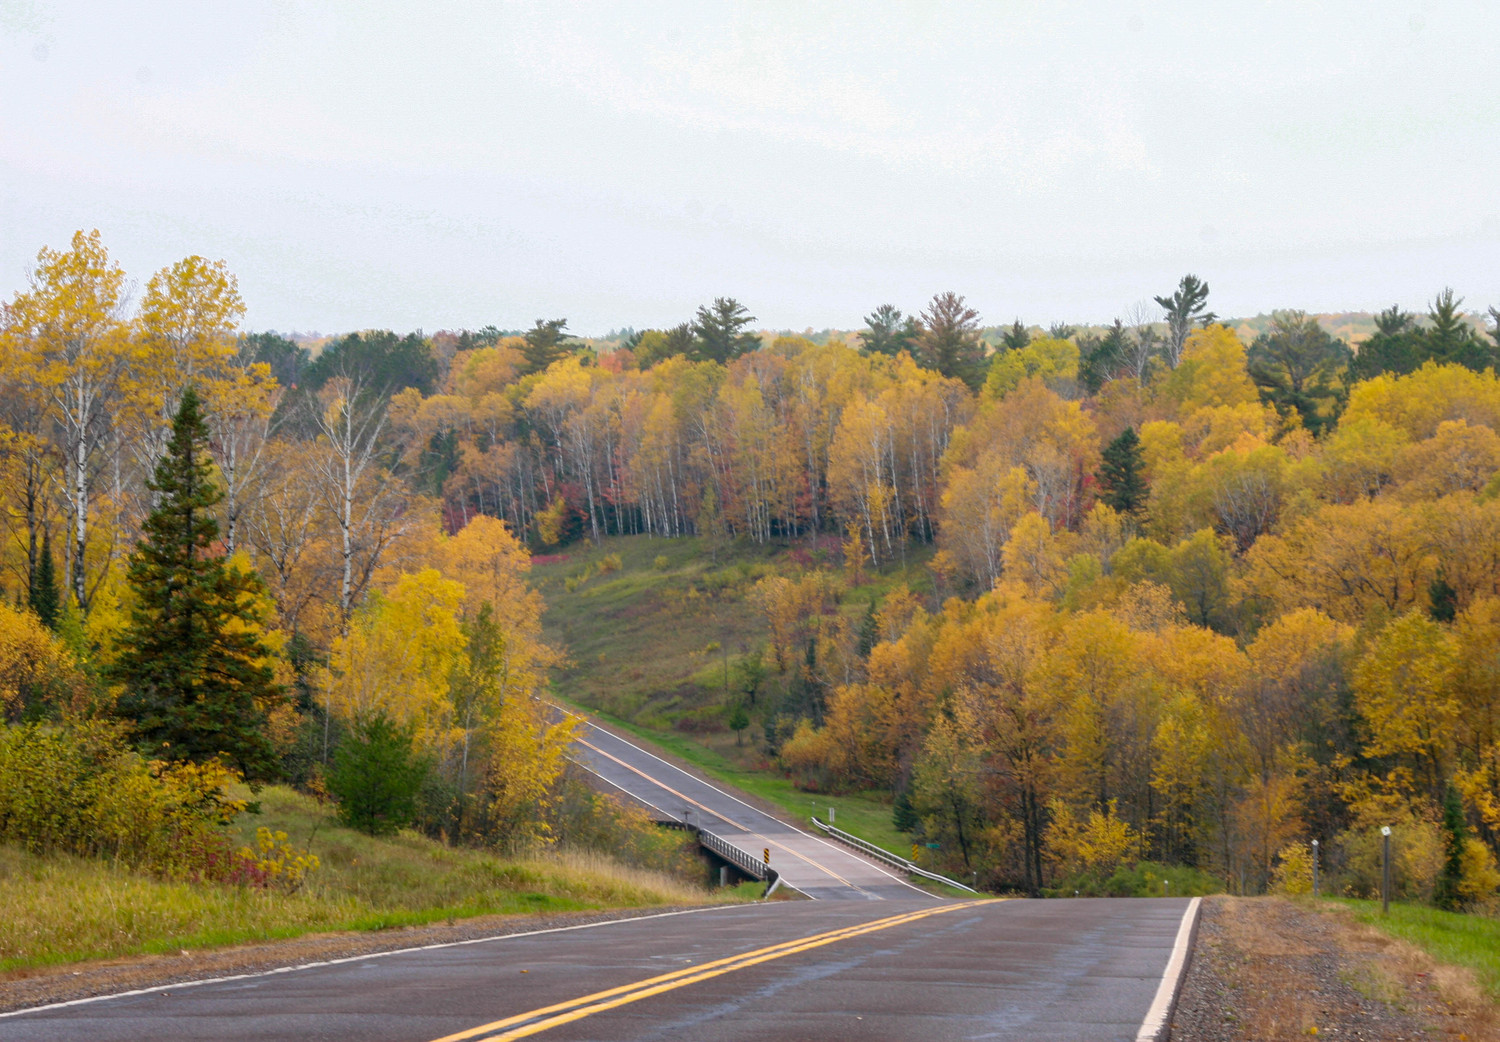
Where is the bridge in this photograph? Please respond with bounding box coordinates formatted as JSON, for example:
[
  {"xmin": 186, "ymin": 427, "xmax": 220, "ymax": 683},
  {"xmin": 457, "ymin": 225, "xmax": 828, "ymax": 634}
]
[{"xmin": 566, "ymin": 715, "xmax": 964, "ymax": 900}]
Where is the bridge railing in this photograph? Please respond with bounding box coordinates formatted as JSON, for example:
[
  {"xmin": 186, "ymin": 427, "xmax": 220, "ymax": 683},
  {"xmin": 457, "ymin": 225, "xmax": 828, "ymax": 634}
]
[
  {"xmin": 810, "ymin": 817, "xmax": 981, "ymax": 894},
  {"xmin": 698, "ymin": 828, "xmax": 768, "ymax": 881}
]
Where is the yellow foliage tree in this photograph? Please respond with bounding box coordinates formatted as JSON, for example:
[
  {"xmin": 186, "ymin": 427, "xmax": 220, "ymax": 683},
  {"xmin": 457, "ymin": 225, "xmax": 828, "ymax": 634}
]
[{"xmin": 325, "ymin": 568, "xmax": 467, "ymax": 752}]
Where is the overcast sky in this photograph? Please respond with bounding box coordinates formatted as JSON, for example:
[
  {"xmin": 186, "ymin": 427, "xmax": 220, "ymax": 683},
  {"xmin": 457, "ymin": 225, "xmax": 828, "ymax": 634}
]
[{"xmin": 3, "ymin": 2, "xmax": 1498, "ymax": 336}]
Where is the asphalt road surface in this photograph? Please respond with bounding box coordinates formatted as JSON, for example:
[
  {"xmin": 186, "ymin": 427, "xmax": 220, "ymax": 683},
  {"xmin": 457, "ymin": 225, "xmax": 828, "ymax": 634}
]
[
  {"xmin": 565, "ymin": 717, "xmax": 937, "ymax": 901},
  {"xmin": 1, "ymin": 897, "xmax": 1198, "ymax": 1042}
]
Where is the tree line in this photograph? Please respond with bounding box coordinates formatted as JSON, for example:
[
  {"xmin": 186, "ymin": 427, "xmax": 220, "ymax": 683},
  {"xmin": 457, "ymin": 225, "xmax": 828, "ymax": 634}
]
[{"xmin": 5, "ymin": 229, "xmax": 1500, "ymax": 902}]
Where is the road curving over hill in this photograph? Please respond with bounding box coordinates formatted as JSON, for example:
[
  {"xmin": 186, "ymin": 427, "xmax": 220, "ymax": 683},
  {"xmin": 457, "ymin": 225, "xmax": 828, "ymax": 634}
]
[{"xmin": 566, "ymin": 715, "xmax": 936, "ymax": 900}]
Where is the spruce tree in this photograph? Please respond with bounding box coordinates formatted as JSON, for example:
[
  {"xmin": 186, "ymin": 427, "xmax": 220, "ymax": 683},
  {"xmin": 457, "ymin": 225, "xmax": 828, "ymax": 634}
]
[
  {"xmin": 1000, "ymin": 319, "xmax": 1031, "ymax": 352},
  {"xmin": 1434, "ymin": 785, "xmax": 1468, "ymax": 911},
  {"xmin": 1097, "ymin": 427, "xmax": 1149, "ymax": 520},
  {"xmin": 28, "ymin": 530, "xmax": 60, "ymax": 630},
  {"xmin": 1428, "ymin": 570, "xmax": 1458, "ymax": 623},
  {"xmin": 328, "ymin": 712, "xmax": 429, "ymax": 835},
  {"xmin": 113, "ymin": 387, "xmax": 284, "ymax": 784}
]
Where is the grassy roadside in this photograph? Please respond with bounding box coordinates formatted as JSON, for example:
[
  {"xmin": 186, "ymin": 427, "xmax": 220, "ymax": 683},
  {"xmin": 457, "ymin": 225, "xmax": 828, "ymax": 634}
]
[
  {"xmin": 1333, "ymin": 898, "xmax": 1500, "ymax": 1000},
  {"xmin": 0, "ymin": 786, "xmax": 728, "ymax": 974}
]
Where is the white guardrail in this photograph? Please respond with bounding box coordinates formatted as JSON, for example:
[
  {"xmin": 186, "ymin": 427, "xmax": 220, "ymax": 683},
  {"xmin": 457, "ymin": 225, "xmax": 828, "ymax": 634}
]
[{"xmin": 810, "ymin": 817, "xmax": 981, "ymax": 894}]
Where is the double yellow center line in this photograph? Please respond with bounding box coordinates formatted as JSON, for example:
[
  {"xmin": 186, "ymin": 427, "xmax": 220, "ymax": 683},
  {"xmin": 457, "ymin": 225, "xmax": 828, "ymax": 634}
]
[{"xmin": 430, "ymin": 901, "xmax": 987, "ymax": 1042}]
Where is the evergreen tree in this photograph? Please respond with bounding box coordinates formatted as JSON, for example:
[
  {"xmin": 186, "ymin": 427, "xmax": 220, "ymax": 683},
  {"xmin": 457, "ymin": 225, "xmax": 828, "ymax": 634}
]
[
  {"xmin": 892, "ymin": 787, "xmax": 919, "ymax": 833},
  {"xmin": 1154, "ymin": 274, "xmax": 1215, "ymax": 368},
  {"xmin": 1079, "ymin": 319, "xmax": 1131, "ymax": 393},
  {"xmin": 1348, "ymin": 305, "xmax": 1421, "ymax": 381},
  {"xmin": 1000, "ymin": 318, "xmax": 1031, "ymax": 353},
  {"xmin": 328, "ymin": 712, "xmax": 430, "ymax": 835},
  {"xmin": 1434, "ymin": 784, "xmax": 1468, "ymax": 911},
  {"xmin": 916, "ymin": 292, "xmax": 985, "ymax": 389},
  {"xmin": 112, "ymin": 388, "xmax": 284, "ymax": 784},
  {"xmin": 28, "ymin": 530, "xmax": 59, "ymax": 631},
  {"xmin": 520, "ymin": 318, "xmax": 574, "ymax": 375},
  {"xmin": 1421, "ymin": 288, "xmax": 1496, "ymax": 372},
  {"xmin": 860, "ymin": 304, "xmax": 919, "ymax": 356},
  {"xmin": 690, "ymin": 297, "xmax": 759, "ymax": 363},
  {"xmin": 1097, "ymin": 427, "xmax": 1149, "ymax": 520},
  {"xmin": 1428, "ymin": 570, "xmax": 1458, "ymax": 623},
  {"xmin": 857, "ymin": 599, "xmax": 879, "ymax": 658},
  {"xmin": 1247, "ymin": 310, "xmax": 1351, "ymax": 435}
]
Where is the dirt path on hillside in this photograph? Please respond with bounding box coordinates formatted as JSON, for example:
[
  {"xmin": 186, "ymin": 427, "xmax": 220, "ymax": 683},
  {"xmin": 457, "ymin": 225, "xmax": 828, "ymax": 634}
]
[{"xmin": 1170, "ymin": 896, "xmax": 1496, "ymax": 1041}]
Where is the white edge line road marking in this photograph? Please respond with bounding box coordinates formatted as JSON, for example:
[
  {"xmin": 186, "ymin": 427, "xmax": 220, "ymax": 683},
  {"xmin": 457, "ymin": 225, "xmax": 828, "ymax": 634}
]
[
  {"xmin": 0, "ymin": 906, "xmax": 740, "ymax": 1021},
  {"xmin": 565, "ymin": 711, "xmax": 935, "ymax": 899},
  {"xmin": 1134, "ymin": 896, "xmax": 1202, "ymax": 1042}
]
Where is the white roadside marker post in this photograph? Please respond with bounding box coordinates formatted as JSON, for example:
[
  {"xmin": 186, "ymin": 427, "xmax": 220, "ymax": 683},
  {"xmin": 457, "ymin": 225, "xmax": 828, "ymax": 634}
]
[{"xmin": 1381, "ymin": 826, "xmax": 1392, "ymax": 915}]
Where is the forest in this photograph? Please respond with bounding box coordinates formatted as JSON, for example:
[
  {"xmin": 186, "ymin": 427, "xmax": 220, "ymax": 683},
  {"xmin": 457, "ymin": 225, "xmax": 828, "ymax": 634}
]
[{"xmin": 5, "ymin": 229, "xmax": 1500, "ymax": 906}]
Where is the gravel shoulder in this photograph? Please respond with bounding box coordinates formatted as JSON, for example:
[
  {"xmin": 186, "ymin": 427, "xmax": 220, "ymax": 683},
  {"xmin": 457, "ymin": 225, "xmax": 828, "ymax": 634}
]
[
  {"xmin": 1170, "ymin": 896, "xmax": 1497, "ymax": 1041},
  {"xmin": 0, "ymin": 904, "xmax": 720, "ymax": 1015}
]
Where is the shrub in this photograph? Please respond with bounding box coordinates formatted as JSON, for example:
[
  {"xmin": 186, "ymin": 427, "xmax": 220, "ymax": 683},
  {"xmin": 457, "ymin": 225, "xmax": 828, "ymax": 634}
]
[
  {"xmin": 598, "ymin": 553, "xmax": 622, "ymax": 575},
  {"xmin": 1047, "ymin": 861, "xmax": 1223, "ymax": 898},
  {"xmin": 237, "ymin": 826, "xmax": 320, "ymax": 892},
  {"xmin": 1335, "ymin": 814, "xmax": 1444, "ymax": 901},
  {"xmin": 0, "ymin": 603, "xmax": 88, "ymax": 721},
  {"xmin": 547, "ymin": 772, "xmax": 700, "ymax": 881},
  {"xmin": 1271, "ymin": 843, "xmax": 1313, "ymax": 895},
  {"xmin": 653, "ymin": 555, "xmax": 670, "ymax": 571},
  {"xmin": 327, "ymin": 713, "xmax": 430, "ymax": 836},
  {"xmin": 0, "ymin": 720, "xmax": 244, "ymax": 876}
]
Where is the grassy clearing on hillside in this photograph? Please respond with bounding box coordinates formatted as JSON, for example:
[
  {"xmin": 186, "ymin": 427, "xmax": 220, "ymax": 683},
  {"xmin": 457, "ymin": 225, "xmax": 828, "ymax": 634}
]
[
  {"xmin": 1335, "ymin": 899, "xmax": 1500, "ymax": 1000},
  {"xmin": 535, "ymin": 534, "xmax": 933, "ymax": 859},
  {"xmin": 0, "ymin": 786, "xmax": 725, "ymax": 973}
]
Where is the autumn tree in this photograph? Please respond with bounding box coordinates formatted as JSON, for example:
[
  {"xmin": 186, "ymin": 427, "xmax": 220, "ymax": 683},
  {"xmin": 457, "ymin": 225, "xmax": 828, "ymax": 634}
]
[
  {"xmin": 1354, "ymin": 611, "xmax": 1460, "ymax": 802},
  {"xmin": 130, "ymin": 255, "xmax": 247, "ymax": 473},
  {"xmin": 2, "ymin": 230, "xmax": 133, "ymax": 610},
  {"xmin": 111, "ymin": 388, "xmax": 284, "ymax": 784},
  {"xmin": 310, "ymin": 374, "xmax": 408, "ymax": 622}
]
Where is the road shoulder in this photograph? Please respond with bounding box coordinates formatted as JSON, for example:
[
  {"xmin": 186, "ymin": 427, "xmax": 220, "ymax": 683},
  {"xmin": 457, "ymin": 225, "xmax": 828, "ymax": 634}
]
[{"xmin": 1169, "ymin": 896, "xmax": 1496, "ymax": 1041}]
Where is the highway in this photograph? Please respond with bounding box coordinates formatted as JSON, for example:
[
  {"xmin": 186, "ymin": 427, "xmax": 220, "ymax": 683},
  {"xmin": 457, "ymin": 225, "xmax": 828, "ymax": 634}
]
[
  {"xmin": 0, "ymin": 897, "xmax": 1199, "ymax": 1042},
  {"xmin": 566, "ymin": 716, "xmax": 937, "ymax": 901}
]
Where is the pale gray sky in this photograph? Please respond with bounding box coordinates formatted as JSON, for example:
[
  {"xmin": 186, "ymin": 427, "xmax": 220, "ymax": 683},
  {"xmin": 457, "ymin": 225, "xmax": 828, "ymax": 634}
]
[{"xmin": 3, "ymin": 2, "xmax": 1498, "ymax": 335}]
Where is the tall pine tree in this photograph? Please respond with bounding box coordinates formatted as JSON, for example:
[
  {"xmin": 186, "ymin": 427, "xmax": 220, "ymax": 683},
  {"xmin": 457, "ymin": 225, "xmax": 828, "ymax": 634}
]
[
  {"xmin": 1097, "ymin": 427, "xmax": 1148, "ymax": 521},
  {"xmin": 28, "ymin": 530, "xmax": 60, "ymax": 630},
  {"xmin": 113, "ymin": 387, "xmax": 284, "ymax": 784}
]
